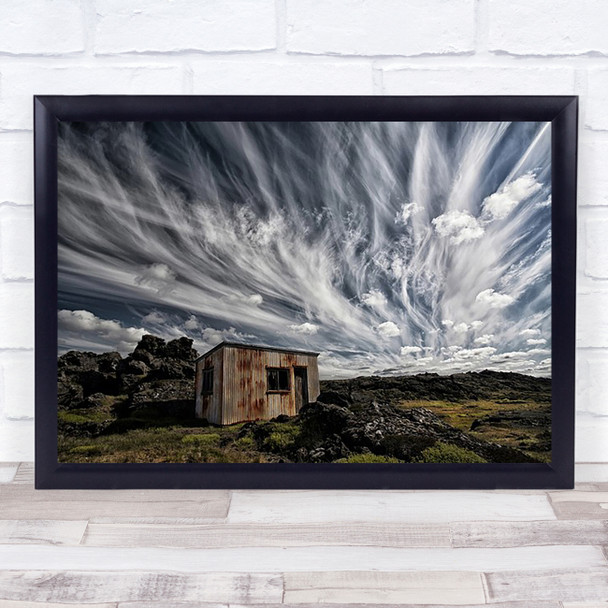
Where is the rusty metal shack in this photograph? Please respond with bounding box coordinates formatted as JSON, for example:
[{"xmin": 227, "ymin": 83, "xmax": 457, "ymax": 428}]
[{"xmin": 194, "ymin": 342, "xmax": 321, "ymax": 425}]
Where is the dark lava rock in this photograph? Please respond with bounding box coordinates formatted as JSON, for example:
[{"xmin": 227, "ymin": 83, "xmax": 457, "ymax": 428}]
[
  {"xmin": 130, "ymin": 380, "xmax": 195, "ymax": 417},
  {"xmin": 57, "ymin": 380, "xmax": 84, "ymax": 410},
  {"xmin": 471, "ymin": 409, "xmax": 551, "ymax": 431},
  {"xmin": 132, "ymin": 334, "xmax": 167, "ymax": 359},
  {"xmin": 117, "ymin": 358, "xmax": 150, "ymax": 377}
]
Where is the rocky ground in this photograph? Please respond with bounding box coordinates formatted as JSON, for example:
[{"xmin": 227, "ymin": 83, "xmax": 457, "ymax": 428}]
[{"xmin": 57, "ymin": 335, "xmax": 551, "ymax": 464}]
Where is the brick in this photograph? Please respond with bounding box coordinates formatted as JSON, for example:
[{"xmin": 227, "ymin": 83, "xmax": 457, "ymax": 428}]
[
  {"xmin": 578, "ymin": 356, "xmax": 608, "ymax": 416},
  {"xmin": 95, "ymin": 0, "xmax": 276, "ymax": 54},
  {"xmin": 0, "ymin": 351, "xmax": 34, "ymax": 420},
  {"xmin": 191, "ymin": 60, "xmax": 374, "ymax": 95},
  {"xmin": 0, "ymin": 133, "xmax": 33, "ymax": 206},
  {"xmin": 576, "ymin": 412, "xmax": 608, "ymax": 463},
  {"xmin": 0, "ymin": 419, "xmax": 33, "ymax": 461},
  {"xmin": 0, "ymin": 0, "xmax": 85, "ymax": 55},
  {"xmin": 584, "ymin": 218, "xmax": 608, "ymax": 279},
  {"xmin": 488, "ymin": 0, "xmax": 608, "ymax": 56},
  {"xmin": 382, "ymin": 66, "xmax": 576, "ymax": 96},
  {"xmin": 0, "ymin": 282, "xmax": 34, "ymax": 349},
  {"xmin": 577, "ymin": 292, "xmax": 608, "ymax": 348},
  {"xmin": 286, "ymin": 0, "xmax": 475, "ymax": 56},
  {"xmin": 578, "ymin": 140, "xmax": 608, "ymax": 205},
  {"xmin": 585, "ymin": 70, "xmax": 608, "ymax": 131},
  {"xmin": 0, "ymin": 206, "xmax": 34, "ymax": 280},
  {"xmin": 0, "ymin": 64, "xmax": 186, "ymax": 130}
]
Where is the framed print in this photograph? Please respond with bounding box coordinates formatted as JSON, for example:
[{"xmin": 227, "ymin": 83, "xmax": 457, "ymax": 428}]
[{"xmin": 35, "ymin": 95, "xmax": 577, "ymax": 489}]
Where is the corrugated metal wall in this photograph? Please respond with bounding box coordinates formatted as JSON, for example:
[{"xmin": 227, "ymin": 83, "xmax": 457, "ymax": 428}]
[
  {"xmin": 195, "ymin": 345, "xmax": 320, "ymax": 425},
  {"xmin": 194, "ymin": 348, "xmax": 223, "ymax": 424}
]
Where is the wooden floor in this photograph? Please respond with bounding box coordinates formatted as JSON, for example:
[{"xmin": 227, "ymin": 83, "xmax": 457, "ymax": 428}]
[{"xmin": 0, "ymin": 463, "xmax": 607, "ymax": 607}]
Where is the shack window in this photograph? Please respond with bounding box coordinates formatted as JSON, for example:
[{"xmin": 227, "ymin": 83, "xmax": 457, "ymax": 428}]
[
  {"xmin": 267, "ymin": 367, "xmax": 290, "ymax": 392},
  {"xmin": 201, "ymin": 367, "xmax": 214, "ymax": 394}
]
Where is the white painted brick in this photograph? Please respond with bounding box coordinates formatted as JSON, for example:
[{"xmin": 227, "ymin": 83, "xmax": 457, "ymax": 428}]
[
  {"xmin": 95, "ymin": 0, "xmax": 276, "ymax": 54},
  {"xmin": 0, "ymin": 351, "xmax": 34, "ymax": 420},
  {"xmin": 488, "ymin": 0, "xmax": 608, "ymax": 56},
  {"xmin": 0, "ymin": 206, "xmax": 34, "ymax": 280},
  {"xmin": 191, "ymin": 60, "xmax": 374, "ymax": 95},
  {"xmin": 0, "ymin": 282, "xmax": 34, "ymax": 349},
  {"xmin": 584, "ymin": 218, "xmax": 608, "ymax": 280},
  {"xmin": 577, "ymin": 292, "xmax": 608, "ymax": 348},
  {"xmin": 0, "ymin": 0, "xmax": 85, "ymax": 55},
  {"xmin": 0, "ymin": 419, "xmax": 33, "ymax": 461},
  {"xmin": 0, "ymin": 65, "xmax": 186, "ymax": 130},
  {"xmin": 0, "ymin": 133, "xmax": 33, "ymax": 206},
  {"xmin": 382, "ymin": 66, "xmax": 576, "ymax": 96},
  {"xmin": 586, "ymin": 70, "xmax": 608, "ymax": 131},
  {"xmin": 286, "ymin": 0, "xmax": 475, "ymax": 56},
  {"xmin": 578, "ymin": 140, "xmax": 608, "ymax": 206},
  {"xmin": 576, "ymin": 412, "xmax": 608, "ymax": 463}
]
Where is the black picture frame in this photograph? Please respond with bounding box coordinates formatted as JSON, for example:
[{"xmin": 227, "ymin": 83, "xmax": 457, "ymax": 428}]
[{"xmin": 35, "ymin": 95, "xmax": 577, "ymax": 489}]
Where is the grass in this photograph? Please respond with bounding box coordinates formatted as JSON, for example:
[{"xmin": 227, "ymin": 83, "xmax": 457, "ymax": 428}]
[
  {"xmin": 58, "ymin": 424, "xmax": 267, "ymax": 464},
  {"xmin": 334, "ymin": 454, "xmax": 401, "ymax": 464},
  {"xmin": 413, "ymin": 442, "xmax": 487, "ymax": 464},
  {"xmin": 398, "ymin": 398, "xmax": 551, "ymax": 462}
]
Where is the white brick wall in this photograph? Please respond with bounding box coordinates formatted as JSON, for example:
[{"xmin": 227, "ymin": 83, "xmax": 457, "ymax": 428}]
[{"xmin": 0, "ymin": 0, "xmax": 607, "ymax": 462}]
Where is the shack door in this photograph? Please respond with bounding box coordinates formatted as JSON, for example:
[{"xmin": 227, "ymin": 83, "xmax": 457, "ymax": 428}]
[{"xmin": 293, "ymin": 367, "xmax": 309, "ymax": 412}]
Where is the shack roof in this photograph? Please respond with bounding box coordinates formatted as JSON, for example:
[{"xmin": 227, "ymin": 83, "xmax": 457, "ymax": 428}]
[{"xmin": 196, "ymin": 341, "xmax": 320, "ymax": 362}]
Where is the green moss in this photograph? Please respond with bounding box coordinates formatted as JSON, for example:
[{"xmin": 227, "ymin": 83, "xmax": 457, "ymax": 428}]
[
  {"xmin": 334, "ymin": 454, "xmax": 401, "ymax": 464},
  {"xmin": 69, "ymin": 444, "xmax": 100, "ymax": 455},
  {"xmin": 414, "ymin": 442, "xmax": 486, "ymax": 464},
  {"xmin": 58, "ymin": 409, "xmax": 112, "ymax": 424},
  {"xmin": 234, "ymin": 436, "xmax": 256, "ymax": 450},
  {"xmin": 264, "ymin": 424, "xmax": 300, "ymax": 452},
  {"xmin": 181, "ymin": 433, "xmax": 220, "ymax": 446}
]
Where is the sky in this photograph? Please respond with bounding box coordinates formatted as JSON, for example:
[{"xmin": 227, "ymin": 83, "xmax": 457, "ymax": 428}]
[{"xmin": 57, "ymin": 120, "xmax": 552, "ymax": 379}]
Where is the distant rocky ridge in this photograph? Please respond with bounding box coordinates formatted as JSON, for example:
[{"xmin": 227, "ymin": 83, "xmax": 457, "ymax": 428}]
[{"xmin": 58, "ymin": 335, "xmax": 198, "ymax": 425}]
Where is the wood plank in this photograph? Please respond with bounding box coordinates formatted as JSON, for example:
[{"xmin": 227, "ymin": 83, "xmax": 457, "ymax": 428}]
[
  {"xmin": 0, "ymin": 520, "xmax": 88, "ymax": 545},
  {"xmin": 0, "ymin": 484, "xmax": 230, "ymax": 520},
  {"xmin": 0, "ymin": 571, "xmax": 282, "ymax": 604},
  {"xmin": 0, "ymin": 601, "xmax": 117, "ymax": 608},
  {"xmin": 82, "ymin": 522, "xmax": 451, "ymax": 548},
  {"xmin": 0, "ymin": 463, "xmax": 19, "ymax": 483},
  {"xmin": 550, "ymin": 502, "xmax": 608, "ymax": 520},
  {"xmin": 227, "ymin": 491, "xmax": 557, "ymax": 523},
  {"xmin": 485, "ymin": 567, "xmax": 608, "ymax": 602},
  {"xmin": 451, "ymin": 520, "xmax": 608, "ymax": 548},
  {"xmin": 283, "ymin": 571, "xmax": 485, "ymax": 604},
  {"xmin": 230, "ymin": 604, "xmax": 562, "ymax": 608},
  {"xmin": 549, "ymin": 491, "xmax": 608, "ymax": 503},
  {"xmin": 0, "ymin": 545, "xmax": 604, "ymax": 573},
  {"xmin": 12, "ymin": 462, "xmax": 33, "ymax": 484},
  {"xmin": 563, "ymin": 603, "xmax": 608, "ymax": 607}
]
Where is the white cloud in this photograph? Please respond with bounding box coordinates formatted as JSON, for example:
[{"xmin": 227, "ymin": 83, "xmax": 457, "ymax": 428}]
[
  {"xmin": 184, "ymin": 315, "xmax": 199, "ymax": 330},
  {"xmin": 396, "ymin": 202, "xmax": 420, "ymax": 224},
  {"xmin": 226, "ymin": 293, "xmax": 263, "ymax": 306},
  {"xmin": 453, "ymin": 322, "xmax": 469, "ymax": 333},
  {"xmin": 441, "ymin": 319, "xmax": 454, "ymax": 329},
  {"xmin": 432, "ymin": 210, "xmax": 484, "ymax": 245},
  {"xmin": 58, "ymin": 309, "xmax": 145, "ymax": 353},
  {"xmin": 474, "ymin": 334, "xmax": 494, "ymax": 345},
  {"xmin": 134, "ymin": 263, "xmax": 177, "ymax": 294},
  {"xmin": 475, "ymin": 288, "xmax": 515, "ymax": 309},
  {"xmin": 361, "ymin": 290, "xmax": 387, "ymax": 310},
  {"xmin": 377, "ymin": 321, "xmax": 400, "ymax": 338},
  {"xmin": 142, "ymin": 311, "xmax": 165, "ymax": 324},
  {"xmin": 520, "ymin": 328, "xmax": 541, "ymax": 337},
  {"xmin": 289, "ymin": 322, "xmax": 319, "ymax": 335},
  {"xmin": 470, "ymin": 320, "xmax": 484, "ymax": 330},
  {"xmin": 527, "ymin": 337, "xmax": 547, "ymax": 346},
  {"xmin": 400, "ymin": 346, "xmax": 422, "ymax": 356},
  {"xmin": 202, "ymin": 326, "xmax": 255, "ymax": 346},
  {"xmin": 536, "ymin": 195, "xmax": 552, "ymax": 209},
  {"xmin": 482, "ymin": 172, "xmax": 542, "ymax": 220}
]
